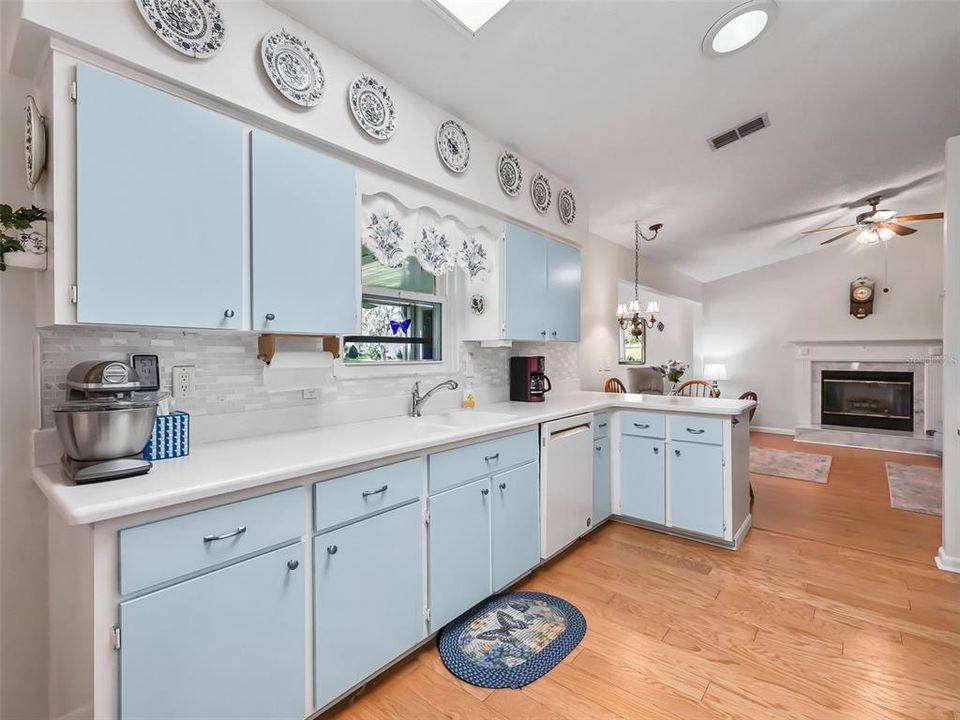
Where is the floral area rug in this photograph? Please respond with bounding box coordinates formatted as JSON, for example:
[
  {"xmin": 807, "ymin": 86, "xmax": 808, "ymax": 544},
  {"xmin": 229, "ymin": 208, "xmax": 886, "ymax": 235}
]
[
  {"xmin": 749, "ymin": 447, "xmax": 832, "ymax": 483},
  {"xmin": 886, "ymin": 462, "xmax": 942, "ymax": 516}
]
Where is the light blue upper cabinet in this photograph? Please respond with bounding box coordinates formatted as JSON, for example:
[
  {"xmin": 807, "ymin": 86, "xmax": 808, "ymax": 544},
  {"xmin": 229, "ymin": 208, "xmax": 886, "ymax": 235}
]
[
  {"xmin": 428, "ymin": 477, "xmax": 492, "ymax": 630},
  {"xmin": 593, "ymin": 435, "xmax": 611, "ymax": 523},
  {"xmin": 251, "ymin": 131, "xmax": 357, "ymax": 334},
  {"xmin": 670, "ymin": 441, "xmax": 724, "ymax": 537},
  {"xmin": 76, "ymin": 64, "xmax": 243, "ymax": 329},
  {"xmin": 620, "ymin": 435, "xmax": 666, "ymax": 524},
  {"xmin": 491, "ymin": 462, "xmax": 540, "ymax": 590},
  {"xmin": 503, "ymin": 223, "xmax": 548, "ymax": 340},
  {"xmin": 119, "ymin": 543, "xmax": 305, "ymax": 720},
  {"xmin": 546, "ymin": 240, "xmax": 581, "ymax": 341}
]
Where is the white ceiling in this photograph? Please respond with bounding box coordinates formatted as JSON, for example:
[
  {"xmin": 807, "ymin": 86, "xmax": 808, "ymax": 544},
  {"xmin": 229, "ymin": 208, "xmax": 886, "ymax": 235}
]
[{"xmin": 266, "ymin": 0, "xmax": 960, "ymax": 281}]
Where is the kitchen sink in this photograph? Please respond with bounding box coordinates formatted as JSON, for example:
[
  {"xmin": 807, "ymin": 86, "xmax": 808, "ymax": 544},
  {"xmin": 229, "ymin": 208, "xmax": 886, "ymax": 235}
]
[{"xmin": 417, "ymin": 410, "xmax": 519, "ymax": 428}]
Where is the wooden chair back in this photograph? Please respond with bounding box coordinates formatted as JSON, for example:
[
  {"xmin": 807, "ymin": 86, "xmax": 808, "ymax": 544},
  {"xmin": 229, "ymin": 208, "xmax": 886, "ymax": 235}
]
[
  {"xmin": 739, "ymin": 391, "xmax": 759, "ymax": 423},
  {"xmin": 674, "ymin": 379, "xmax": 718, "ymax": 398},
  {"xmin": 603, "ymin": 377, "xmax": 627, "ymax": 393}
]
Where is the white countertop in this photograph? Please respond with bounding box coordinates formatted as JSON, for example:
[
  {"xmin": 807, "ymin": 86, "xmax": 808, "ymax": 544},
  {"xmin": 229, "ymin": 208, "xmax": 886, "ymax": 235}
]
[{"xmin": 33, "ymin": 391, "xmax": 754, "ymax": 526}]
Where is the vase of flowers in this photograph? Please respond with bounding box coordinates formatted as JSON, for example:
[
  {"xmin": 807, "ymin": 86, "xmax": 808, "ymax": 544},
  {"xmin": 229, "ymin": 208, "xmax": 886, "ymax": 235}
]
[{"xmin": 655, "ymin": 360, "xmax": 689, "ymax": 395}]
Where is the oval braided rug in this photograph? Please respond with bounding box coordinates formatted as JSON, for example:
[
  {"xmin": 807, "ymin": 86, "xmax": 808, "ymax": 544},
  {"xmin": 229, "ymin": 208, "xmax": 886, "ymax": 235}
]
[{"xmin": 437, "ymin": 591, "xmax": 586, "ymax": 689}]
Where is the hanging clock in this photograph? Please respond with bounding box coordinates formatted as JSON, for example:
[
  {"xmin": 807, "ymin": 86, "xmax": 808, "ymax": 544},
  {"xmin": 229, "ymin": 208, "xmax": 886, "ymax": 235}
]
[
  {"xmin": 24, "ymin": 96, "xmax": 46, "ymax": 190},
  {"xmin": 850, "ymin": 277, "xmax": 875, "ymax": 319},
  {"xmin": 436, "ymin": 120, "xmax": 470, "ymax": 173}
]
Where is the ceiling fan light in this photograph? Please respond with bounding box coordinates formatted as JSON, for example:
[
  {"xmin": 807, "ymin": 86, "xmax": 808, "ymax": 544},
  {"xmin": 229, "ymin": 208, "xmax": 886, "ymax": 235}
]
[
  {"xmin": 878, "ymin": 226, "xmax": 895, "ymax": 241},
  {"xmin": 873, "ymin": 210, "xmax": 897, "ymax": 222},
  {"xmin": 857, "ymin": 229, "xmax": 881, "ymax": 245}
]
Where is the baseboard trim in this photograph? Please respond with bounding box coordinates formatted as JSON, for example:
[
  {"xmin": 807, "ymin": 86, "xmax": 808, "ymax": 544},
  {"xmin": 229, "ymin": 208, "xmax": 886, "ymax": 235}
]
[
  {"xmin": 734, "ymin": 513, "xmax": 753, "ymax": 549},
  {"xmin": 750, "ymin": 426, "xmax": 795, "ymax": 436},
  {"xmin": 935, "ymin": 546, "xmax": 960, "ymax": 574}
]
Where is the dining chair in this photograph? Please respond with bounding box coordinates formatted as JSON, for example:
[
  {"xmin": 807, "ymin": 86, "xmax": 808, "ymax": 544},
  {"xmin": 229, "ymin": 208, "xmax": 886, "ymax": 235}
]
[
  {"xmin": 603, "ymin": 377, "xmax": 627, "ymax": 393},
  {"xmin": 739, "ymin": 390, "xmax": 759, "ymax": 511},
  {"xmin": 674, "ymin": 379, "xmax": 719, "ymax": 398}
]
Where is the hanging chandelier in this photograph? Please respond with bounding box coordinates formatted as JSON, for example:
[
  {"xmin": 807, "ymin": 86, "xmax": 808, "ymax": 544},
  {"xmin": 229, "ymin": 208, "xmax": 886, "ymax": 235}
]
[{"xmin": 617, "ymin": 221, "xmax": 665, "ymax": 336}]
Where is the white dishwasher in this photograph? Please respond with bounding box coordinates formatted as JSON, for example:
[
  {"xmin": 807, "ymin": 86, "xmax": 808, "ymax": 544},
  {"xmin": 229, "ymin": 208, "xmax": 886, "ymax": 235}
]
[{"xmin": 540, "ymin": 413, "xmax": 595, "ymax": 559}]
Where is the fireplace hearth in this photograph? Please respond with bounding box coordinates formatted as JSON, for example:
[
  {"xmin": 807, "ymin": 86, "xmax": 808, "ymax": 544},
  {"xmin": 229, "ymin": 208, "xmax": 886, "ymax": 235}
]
[{"xmin": 820, "ymin": 370, "xmax": 914, "ymax": 432}]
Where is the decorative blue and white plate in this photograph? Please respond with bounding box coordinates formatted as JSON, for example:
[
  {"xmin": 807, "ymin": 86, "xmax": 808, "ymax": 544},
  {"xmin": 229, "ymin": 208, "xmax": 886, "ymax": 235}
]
[
  {"xmin": 437, "ymin": 120, "xmax": 470, "ymax": 173},
  {"xmin": 350, "ymin": 75, "xmax": 397, "ymax": 140},
  {"xmin": 557, "ymin": 188, "xmax": 577, "ymax": 225},
  {"xmin": 530, "ymin": 172, "xmax": 551, "ymax": 214},
  {"xmin": 24, "ymin": 96, "xmax": 46, "ymax": 191},
  {"xmin": 261, "ymin": 29, "xmax": 325, "ymax": 107},
  {"xmin": 135, "ymin": 0, "xmax": 225, "ymax": 59},
  {"xmin": 497, "ymin": 152, "xmax": 523, "ymax": 197}
]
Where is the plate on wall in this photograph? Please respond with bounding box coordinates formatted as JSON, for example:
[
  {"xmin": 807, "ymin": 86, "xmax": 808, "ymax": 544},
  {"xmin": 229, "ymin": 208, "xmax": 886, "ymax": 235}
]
[
  {"xmin": 349, "ymin": 75, "xmax": 397, "ymax": 140},
  {"xmin": 530, "ymin": 172, "xmax": 551, "ymax": 214},
  {"xmin": 24, "ymin": 96, "xmax": 46, "ymax": 190},
  {"xmin": 497, "ymin": 152, "xmax": 523, "ymax": 197},
  {"xmin": 557, "ymin": 188, "xmax": 577, "ymax": 225},
  {"xmin": 135, "ymin": 0, "xmax": 226, "ymax": 59},
  {"xmin": 261, "ymin": 29, "xmax": 325, "ymax": 107},
  {"xmin": 437, "ymin": 120, "xmax": 470, "ymax": 173}
]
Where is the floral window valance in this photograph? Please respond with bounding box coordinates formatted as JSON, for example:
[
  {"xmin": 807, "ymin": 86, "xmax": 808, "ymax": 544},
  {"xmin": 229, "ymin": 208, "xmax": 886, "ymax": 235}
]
[{"xmin": 362, "ymin": 194, "xmax": 494, "ymax": 282}]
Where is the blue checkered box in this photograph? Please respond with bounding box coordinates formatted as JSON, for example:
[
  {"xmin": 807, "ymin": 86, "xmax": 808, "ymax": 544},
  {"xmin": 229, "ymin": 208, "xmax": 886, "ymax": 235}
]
[{"xmin": 143, "ymin": 411, "xmax": 190, "ymax": 461}]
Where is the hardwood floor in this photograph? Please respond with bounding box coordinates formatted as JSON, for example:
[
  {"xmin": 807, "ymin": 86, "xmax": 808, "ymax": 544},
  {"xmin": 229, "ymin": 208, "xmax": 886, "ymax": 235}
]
[{"xmin": 325, "ymin": 433, "xmax": 958, "ymax": 720}]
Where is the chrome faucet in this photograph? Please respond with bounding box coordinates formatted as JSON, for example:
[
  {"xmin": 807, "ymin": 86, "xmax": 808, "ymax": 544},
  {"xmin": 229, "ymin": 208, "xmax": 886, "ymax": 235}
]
[{"xmin": 411, "ymin": 379, "xmax": 459, "ymax": 417}]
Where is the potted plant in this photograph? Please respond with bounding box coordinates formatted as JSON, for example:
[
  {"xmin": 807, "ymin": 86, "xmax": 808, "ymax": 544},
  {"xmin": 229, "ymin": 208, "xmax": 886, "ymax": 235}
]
[
  {"xmin": 1, "ymin": 204, "xmax": 47, "ymax": 271},
  {"xmin": 655, "ymin": 359, "xmax": 690, "ymax": 394}
]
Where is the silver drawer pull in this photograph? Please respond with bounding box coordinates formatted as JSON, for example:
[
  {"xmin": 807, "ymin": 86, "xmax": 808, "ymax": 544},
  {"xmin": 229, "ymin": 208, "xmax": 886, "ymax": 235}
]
[
  {"xmin": 675, "ymin": 449, "xmax": 681, "ymax": 457},
  {"xmin": 499, "ymin": 482, "xmax": 507, "ymax": 490},
  {"xmin": 287, "ymin": 559, "xmax": 299, "ymax": 570},
  {"xmin": 362, "ymin": 485, "xmax": 388, "ymax": 497},
  {"xmin": 598, "ymin": 422, "xmax": 607, "ymax": 428},
  {"xmin": 634, "ymin": 423, "xmax": 650, "ymax": 429},
  {"xmin": 653, "ymin": 447, "xmax": 659, "ymax": 454},
  {"xmin": 484, "ymin": 453, "xmax": 500, "ymax": 462},
  {"xmin": 686, "ymin": 428, "xmax": 705, "ymax": 435},
  {"xmin": 595, "ymin": 445, "xmax": 602, "ymax": 452},
  {"xmin": 203, "ymin": 526, "xmax": 246, "ymax": 543},
  {"xmin": 481, "ymin": 488, "xmax": 490, "ymax": 496},
  {"xmin": 327, "ymin": 545, "xmax": 338, "ymax": 555}
]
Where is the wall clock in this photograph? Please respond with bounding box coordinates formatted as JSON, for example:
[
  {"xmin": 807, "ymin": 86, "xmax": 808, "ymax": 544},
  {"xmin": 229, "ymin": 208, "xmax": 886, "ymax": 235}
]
[
  {"xmin": 437, "ymin": 120, "xmax": 470, "ymax": 173},
  {"xmin": 135, "ymin": 0, "xmax": 225, "ymax": 59},
  {"xmin": 24, "ymin": 96, "xmax": 46, "ymax": 190},
  {"xmin": 850, "ymin": 276, "xmax": 875, "ymax": 319}
]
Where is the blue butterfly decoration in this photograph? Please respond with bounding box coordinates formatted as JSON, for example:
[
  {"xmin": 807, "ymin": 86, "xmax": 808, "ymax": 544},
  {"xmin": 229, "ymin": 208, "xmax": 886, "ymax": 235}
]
[
  {"xmin": 390, "ymin": 319, "xmax": 412, "ymax": 335},
  {"xmin": 476, "ymin": 611, "xmax": 528, "ymax": 644}
]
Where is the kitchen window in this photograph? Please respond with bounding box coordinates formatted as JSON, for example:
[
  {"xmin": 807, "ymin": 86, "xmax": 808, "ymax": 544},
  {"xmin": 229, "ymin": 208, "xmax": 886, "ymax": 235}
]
[
  {"xmin": 343, "ymin": 248, "xmax": 446, "ymax": 364},
  {"xmin": 618, "ymin": 325, "xmax": 646, "ymax": 365}
]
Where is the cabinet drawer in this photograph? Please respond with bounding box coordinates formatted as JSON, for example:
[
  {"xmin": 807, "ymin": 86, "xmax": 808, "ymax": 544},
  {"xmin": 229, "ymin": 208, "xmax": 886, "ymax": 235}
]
[
  {"xmin": 669, "ymin": 415, "xmax": 723, "ymax": 445},
  {"xmin": 594, "ymin": 412, "xmax": 610, "ymax": 439},
  {"xmin": 119, "ymin": 487, "xmax": 304, "ymax": 596},
  {"xmin": 620, "ymin": 411, "xmax": 666, "ymax": 439},
  {"xmin": 428, "ymin": 430, "xmax": 538, "ymax": 494},
  {"xmin": 314, "ymin": 458, "xmax": 422, "ymax": 533}
]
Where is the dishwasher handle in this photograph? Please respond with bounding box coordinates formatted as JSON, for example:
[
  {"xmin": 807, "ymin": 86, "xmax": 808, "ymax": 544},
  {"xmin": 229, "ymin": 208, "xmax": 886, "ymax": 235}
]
[{"xmin": 549, "ymin": 423, "xmax": 591, "ymax": 441}]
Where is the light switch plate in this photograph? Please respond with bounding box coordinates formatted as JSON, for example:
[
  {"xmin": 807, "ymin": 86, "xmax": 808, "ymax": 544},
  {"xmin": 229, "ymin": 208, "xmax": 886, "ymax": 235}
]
[{"xmin": 302, "ymin": 388, "xmax": 319, "ymax": 400}]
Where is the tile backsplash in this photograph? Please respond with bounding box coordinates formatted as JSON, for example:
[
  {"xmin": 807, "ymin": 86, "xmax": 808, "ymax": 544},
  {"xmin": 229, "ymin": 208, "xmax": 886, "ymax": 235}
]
[{"xmin": 38, "ymin": 327, "xmax": 580, "ymax": 428}]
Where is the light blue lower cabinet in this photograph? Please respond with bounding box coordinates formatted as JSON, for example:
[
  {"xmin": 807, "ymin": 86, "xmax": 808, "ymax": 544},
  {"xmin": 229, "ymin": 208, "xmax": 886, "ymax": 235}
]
[
  {"xmin": 620, "ymin": 435, "xmax": 666, "ymax": 524},
  {"xmin": 118, "ymin": 543, "xmax": 305, "ymax": 720},
  {"xmin": 491, "ymin": 462, "xmax": 540, "ymax": 591},
  {"xmin": 670, "ymin": 441, "xmax": 724, "ymax": 537},
  {"xmin": 592, "ymin": 436, "xmax": 611, "ymax": 523},
  {"xmin": 428, "ymin": 477, "xmax": 492, "ymax": 630},
  {"xmin": 314, "ymin": 501, "xmax": 422, "ymax": 709}
]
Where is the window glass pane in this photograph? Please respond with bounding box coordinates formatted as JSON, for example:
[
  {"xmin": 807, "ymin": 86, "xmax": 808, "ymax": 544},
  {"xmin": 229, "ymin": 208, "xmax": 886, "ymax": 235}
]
[
  {"xmin": 360, "ymin": 247, "xmax": 436, "ymax": 294},
  {"xmin": 344, "ymin": 295, "xmax": 442, "ymax": 363},
  {"xmin": 619, "ymin": 326, "xmax": 646, "ymax": 365}
]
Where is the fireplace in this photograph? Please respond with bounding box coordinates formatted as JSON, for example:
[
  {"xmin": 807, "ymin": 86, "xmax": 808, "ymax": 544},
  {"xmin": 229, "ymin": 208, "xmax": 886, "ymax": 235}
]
[{"xmin": 820, "ymin": 370, "xmax": 914, "ymax": 432}]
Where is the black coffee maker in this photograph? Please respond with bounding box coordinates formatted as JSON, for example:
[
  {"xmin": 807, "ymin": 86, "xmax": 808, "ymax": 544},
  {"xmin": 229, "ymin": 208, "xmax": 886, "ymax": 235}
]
[{"xmin": 510, "ymin": 356, "xmax": 552, "ymax": 402}]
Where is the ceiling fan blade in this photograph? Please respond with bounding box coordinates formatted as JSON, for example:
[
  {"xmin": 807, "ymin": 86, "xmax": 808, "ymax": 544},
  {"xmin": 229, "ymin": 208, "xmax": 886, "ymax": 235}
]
[
  {"xmin": 820, "ymin": 228, "xmax": 858, "ymax": 245},
  {"xmin": 884, "ymin": 222, "xmax": 916, "ymax": 236},
  {"xmin": 801, "ymin": 224, "xmax": 857, "ymax": 235},
  {"xmin": 892, "ymin": 212, "xmax": 943, "ymax": 222}
]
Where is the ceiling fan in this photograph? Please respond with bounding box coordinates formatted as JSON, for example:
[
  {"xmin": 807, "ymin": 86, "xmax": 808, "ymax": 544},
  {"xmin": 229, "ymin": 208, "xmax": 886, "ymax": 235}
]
[{"xmin": 802, "ymin": 195, "xmax": 943, "ymax": 246}]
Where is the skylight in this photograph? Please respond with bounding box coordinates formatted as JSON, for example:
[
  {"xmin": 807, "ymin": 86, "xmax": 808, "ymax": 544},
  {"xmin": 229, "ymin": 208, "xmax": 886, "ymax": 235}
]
[{"xmin": 431, "ymin": 0, "xmax": 512, "ymax": 34}]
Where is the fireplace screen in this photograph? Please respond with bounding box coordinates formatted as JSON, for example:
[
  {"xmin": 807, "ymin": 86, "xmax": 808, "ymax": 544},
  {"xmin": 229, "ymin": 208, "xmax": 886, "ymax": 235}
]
[{"xmin": 820, "ymin": 370, "xmax": 914, "ymax": 432}]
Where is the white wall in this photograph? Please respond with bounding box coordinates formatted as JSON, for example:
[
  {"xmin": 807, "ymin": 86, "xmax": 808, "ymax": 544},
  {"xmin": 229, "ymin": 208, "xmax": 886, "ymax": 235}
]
[
  {"xmin": 615, "ymin": 282, "xmax": 702, "ymax": 370},
  {"xmin": 700, "ymin": 221, "xmax": 944, "ymax": 429}
]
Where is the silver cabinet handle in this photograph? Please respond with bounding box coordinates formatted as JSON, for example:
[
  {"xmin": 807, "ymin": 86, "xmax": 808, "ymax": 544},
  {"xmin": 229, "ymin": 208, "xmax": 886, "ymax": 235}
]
[
  {"xmin": 653, "ymin": 447, "xmax": 659, "ymax": 454},
  {"xmin": 598, "ymin": 422, "xmax": 607, "ymax": 428},
  {"xmin": 484, "ymin": 453, "xmax": 500, "ymax": 462},
  {"xmin": 551, "ymin": 331, "xmax": 558, "ymax": 337},
  {"xmin": 223, "ymin": 309, "xmax": 235, "ymax": 318},
  {"xmin": 540, "ymin": 330, "xmax": 547, "ymax": 336},
  {"xmin": 686, "ymin": 428, "xmax": 705, "ymax": 435},
  {"xmin": 481, "ymin": 488, "xmax": 490, "ymax": 496},
  {"xmin": 675, "ymin": 449, "xmax": 681, "ymax": 457},
  {"xmin": 634, "ymin": 423, "xmax": 650, "ymax": 429},
  {"xmin": 203, "ymin": 525, "xmax": 246, "ymax": 543},
  {"xmin": 327, "ymin": 545, "xmax": 338, "ymax": 555},
  {"xmin": 499, "ymin": 482, "xmax": 507, "ymax": 490},
  {"xmin": 362, "ymin": 485, "xmax": 388, "ymax": 497},
  {"xmin": 595, "ymin": 445, "xmax": 602, "ymax": 452},
  {"xmin": 265, "ymin": 313, "xmax": 276, "ymax": 321},
  {"xmin": 287, "ymin": 559, "xmax": 299, "ymax": 570}
]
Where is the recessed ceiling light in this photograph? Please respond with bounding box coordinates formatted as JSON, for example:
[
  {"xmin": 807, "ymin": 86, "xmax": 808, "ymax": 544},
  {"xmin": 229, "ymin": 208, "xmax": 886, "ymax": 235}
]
[
  {"xmin": 702, "ymin": 0, "xmax": 777, "ymax": 58},
  {"xmin": 430, "ymin": 0, "xmax": 512, "ymax": 35}
]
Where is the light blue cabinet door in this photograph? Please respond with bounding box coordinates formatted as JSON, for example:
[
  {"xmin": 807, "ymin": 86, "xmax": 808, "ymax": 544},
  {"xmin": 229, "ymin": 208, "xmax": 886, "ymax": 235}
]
[
  {"xmin": 670, "ymin": 441, "xmax": 724, "ymax": 537},
  {"xmin": 314, "ymin": 502, "xmax": 422, "ymax": 709},
  {"xmin": 620, "ymin": 435, "xmax": 665, "ymax": 524},
  {"xmin": 491, "ymin": 462, "xmax": 540, "ymax": 590},
  {"xmin": 503, "ymin": 223, "xmax": 548, "ymax": 340},
  {"xmin": 76, "ymin": 64, "xmax": 243, "ymax": 329},
  {"xmin": 119, "ymin": 543, "xmax": 304, "ymax": 720},
  {"xmin": 251, "ymin": 131, "xmax": 357, "ymax": 334},
  {"xmin": 428, "ymin": 478, "xmax": 491, "ymax": 629},
  {"xmin": 546, "ymin": 240, "xmax": 581, "ymax": 341},
  {"xmin": 593, "ymin": 435, "xmax": 611, "ymax": 523}
]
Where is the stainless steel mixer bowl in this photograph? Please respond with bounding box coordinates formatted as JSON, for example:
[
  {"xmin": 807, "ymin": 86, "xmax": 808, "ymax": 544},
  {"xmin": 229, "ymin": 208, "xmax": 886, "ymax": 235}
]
[{"xmin": 53, "ymin": 400, "xmax": 158, "ymax": 462}]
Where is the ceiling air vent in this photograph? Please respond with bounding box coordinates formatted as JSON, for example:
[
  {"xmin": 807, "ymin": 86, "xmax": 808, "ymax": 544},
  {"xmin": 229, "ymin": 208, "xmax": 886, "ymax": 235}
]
[{"xmin": 708, "ymin": 113, "xmax": 770, "ymax": 150}]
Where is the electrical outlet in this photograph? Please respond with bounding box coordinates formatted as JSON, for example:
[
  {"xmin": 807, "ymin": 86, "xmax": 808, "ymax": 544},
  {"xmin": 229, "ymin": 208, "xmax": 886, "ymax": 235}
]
[
  {"xmin": 302, "ymin": 388, "xmax": 319, "ymax": 400},
  {"xmin": 172, "ymin": 365, "xmax": 196, "ymax": 399}
]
